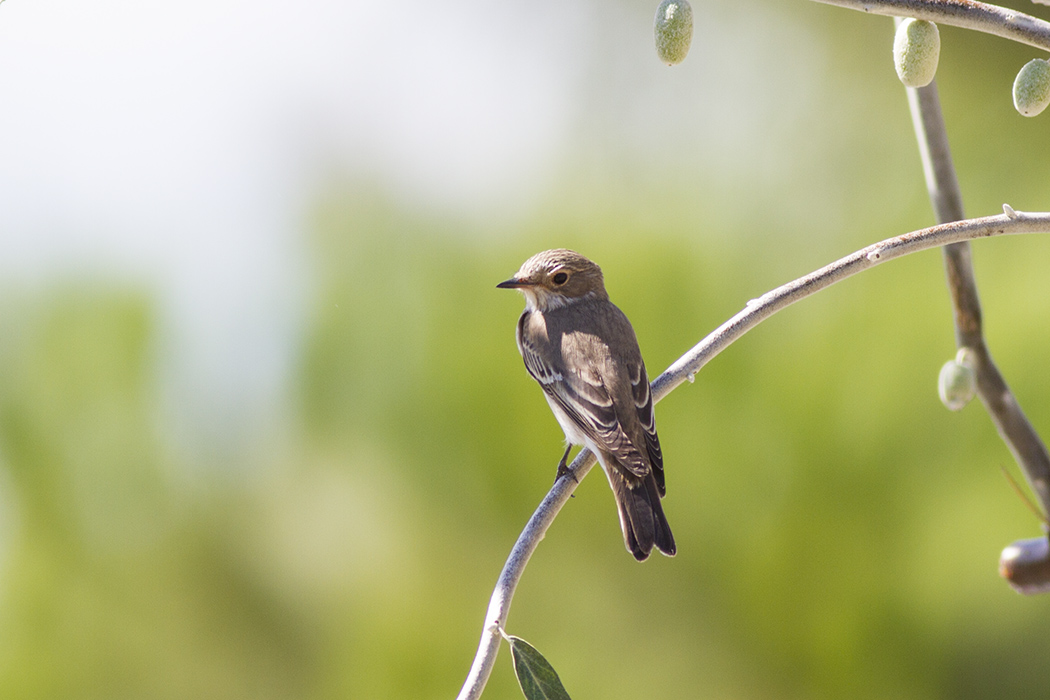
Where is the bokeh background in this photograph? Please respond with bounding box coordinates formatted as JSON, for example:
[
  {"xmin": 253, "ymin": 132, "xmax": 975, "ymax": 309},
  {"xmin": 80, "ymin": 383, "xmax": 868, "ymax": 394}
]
[{"xmin": 2, "ymin": 1, "xmax": 1050, "ymax": 698}]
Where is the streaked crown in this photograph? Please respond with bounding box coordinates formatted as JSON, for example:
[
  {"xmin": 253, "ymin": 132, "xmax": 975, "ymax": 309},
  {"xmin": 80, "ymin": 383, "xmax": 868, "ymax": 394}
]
[{"xmin": 497, "ymin": 249, "xmax": 608, "ymax": 311}]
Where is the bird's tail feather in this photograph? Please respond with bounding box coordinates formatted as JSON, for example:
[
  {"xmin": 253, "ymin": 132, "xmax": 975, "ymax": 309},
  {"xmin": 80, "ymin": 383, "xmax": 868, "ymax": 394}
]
[{"xmin": 605, "ymin": 464, "xmax": 676, "ymax": 561}]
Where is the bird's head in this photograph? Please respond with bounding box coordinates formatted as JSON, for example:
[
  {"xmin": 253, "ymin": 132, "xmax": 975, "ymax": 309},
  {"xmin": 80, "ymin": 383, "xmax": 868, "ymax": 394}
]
[{"xmin": 497, "ymin": 249, "xmax": 608, "ymax": 311}]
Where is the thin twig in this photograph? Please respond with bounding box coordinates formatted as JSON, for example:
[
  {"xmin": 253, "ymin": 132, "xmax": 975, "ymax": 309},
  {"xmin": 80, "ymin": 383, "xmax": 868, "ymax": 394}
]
[
  {"xmin": 999, "ymin": 466, "xmax": 1049, "ymax": 525},
  {"xmin": 811, "ymin": 0, "xmax": 1050, "ymax": 52},
  {"xmin": 457, "ymin": 211, "xmax": 1050, "ymax": 700},
  {"xmin": 903, "ymin": 72, "xmax": 1050, "ymax": 515}
]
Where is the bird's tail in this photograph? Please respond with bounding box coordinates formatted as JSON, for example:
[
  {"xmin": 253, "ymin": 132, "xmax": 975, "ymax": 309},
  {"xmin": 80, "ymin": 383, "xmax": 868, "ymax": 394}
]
[{"xmin": 604, "ymin": 465, "xmax": 676, "ymax": 561}]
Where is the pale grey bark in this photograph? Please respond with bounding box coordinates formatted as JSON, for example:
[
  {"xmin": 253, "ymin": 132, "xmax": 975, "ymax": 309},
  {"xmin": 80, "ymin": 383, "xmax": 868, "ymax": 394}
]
[{"xmin": 812, "ymin": 0, "xmax": 1050, "ymax": 52}]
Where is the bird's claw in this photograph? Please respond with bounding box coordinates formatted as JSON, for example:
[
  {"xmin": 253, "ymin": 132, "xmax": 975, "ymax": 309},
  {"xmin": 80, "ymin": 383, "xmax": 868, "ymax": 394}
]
[
  {"xmin": 556, "ymin": 462, "xmax": 579, "ymax": 484},
  {"xmin": 554, "ymin": 445, "xmax": 579, "ymax": 487}
]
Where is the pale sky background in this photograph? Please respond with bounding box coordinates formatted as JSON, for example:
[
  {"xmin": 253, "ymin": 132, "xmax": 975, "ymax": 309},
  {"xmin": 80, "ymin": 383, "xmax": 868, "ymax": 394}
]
[{"xmin": 0, "ymin": 0, "xmax": 828, "ymax": 452}]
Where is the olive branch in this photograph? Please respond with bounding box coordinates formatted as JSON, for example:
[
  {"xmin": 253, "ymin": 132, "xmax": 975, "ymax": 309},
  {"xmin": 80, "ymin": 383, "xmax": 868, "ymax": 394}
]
[{"xmin": 458, "ymin": 1, "xmax": 1050, "ymax": 698}]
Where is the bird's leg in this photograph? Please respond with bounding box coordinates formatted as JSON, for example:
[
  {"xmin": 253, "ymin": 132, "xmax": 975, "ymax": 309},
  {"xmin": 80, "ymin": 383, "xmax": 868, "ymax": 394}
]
[{"xmin": 555, "ymin": 444, "xmax": 578, "ymax": 484}]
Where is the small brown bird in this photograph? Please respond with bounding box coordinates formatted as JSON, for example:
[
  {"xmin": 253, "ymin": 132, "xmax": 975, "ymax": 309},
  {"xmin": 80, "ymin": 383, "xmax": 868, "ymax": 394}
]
[{"xmin": 497, "ymin": 249, "xmax": 675, "ymax": 561}]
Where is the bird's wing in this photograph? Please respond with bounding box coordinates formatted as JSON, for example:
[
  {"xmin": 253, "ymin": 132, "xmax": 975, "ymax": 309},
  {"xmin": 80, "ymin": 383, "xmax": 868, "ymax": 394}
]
[
  {"xmin": 627, "ymin": 358, "xmax": 665, "ymax": 495},
  {"xmin": 520, "ymin": 307, "xmax": 653, "ymax": 479}
]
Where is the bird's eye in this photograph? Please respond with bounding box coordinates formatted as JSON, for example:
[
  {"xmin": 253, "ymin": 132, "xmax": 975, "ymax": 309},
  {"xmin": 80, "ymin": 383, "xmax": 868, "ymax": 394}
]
[{"xmin": 552, "ymin": 272, "xmax": 569, "ymax": 285}]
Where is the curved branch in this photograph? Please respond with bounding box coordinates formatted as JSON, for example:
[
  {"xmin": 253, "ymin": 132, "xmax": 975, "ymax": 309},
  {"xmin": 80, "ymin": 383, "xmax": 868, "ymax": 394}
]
[
  {"xmin": 457, "ymin": 211, "xmax": 1050, "ymax": 700},
  {"xmin": 455, "ymin": 450, "xmax": 597, "ymax": 700},
  {"xmin": 810, "ymin": 0, "xmax": 1050, "ymax": 53},
  {"xmin": 652, "ymin": 211, "xmax": 1050, "ymax": 400}
]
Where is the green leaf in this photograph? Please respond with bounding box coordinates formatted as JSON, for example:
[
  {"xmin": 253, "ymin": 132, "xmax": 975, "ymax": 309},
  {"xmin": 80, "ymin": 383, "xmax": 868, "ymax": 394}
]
[{"xmin": 507, "ymin": 635, "xmax": 572, "ymax": 700}]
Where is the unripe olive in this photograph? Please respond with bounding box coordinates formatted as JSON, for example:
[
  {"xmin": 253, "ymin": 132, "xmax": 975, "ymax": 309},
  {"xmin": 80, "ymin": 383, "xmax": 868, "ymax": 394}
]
[
  {"xmin": 654, "ymin": 0, "xmax": 693, "ymax": 66},
  {"xmin": 893, "ymin": 18, "xmax": 940, "ymax": 88},
  {"xmin": 938, "ymin": 348, "xmax": 976, "ymax": 412},
  {"xmin": 1013, "ymin": 58, "xmax": 1050, "ymax": 117}
]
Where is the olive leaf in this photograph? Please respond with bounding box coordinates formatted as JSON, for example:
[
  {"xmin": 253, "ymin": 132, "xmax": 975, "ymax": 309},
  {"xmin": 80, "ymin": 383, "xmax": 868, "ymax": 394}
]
[{"xmin": 507, "ymin": 635, "xmax": 572, "ymax": 700}]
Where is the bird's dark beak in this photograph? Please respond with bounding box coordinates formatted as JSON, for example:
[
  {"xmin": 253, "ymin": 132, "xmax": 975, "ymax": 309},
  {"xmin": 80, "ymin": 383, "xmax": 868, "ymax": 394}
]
[{"xmin": 496, "ymin": 277, "xmax": 528, "ymax": 289}]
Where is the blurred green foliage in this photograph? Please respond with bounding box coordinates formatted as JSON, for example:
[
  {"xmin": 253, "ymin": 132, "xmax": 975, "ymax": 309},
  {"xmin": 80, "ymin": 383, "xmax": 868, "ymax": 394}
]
[{"xmin": 3, "ymin": 2, "xmax": 1050, "ymax": 699}]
